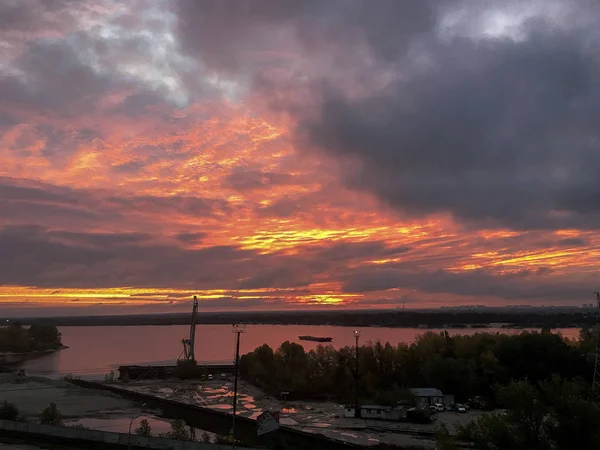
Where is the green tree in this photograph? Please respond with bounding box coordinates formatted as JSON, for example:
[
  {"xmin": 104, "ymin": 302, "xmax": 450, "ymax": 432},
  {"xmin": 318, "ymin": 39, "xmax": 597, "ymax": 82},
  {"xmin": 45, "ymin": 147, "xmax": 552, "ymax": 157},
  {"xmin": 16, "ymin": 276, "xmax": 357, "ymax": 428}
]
[
  {"xmin": 39, "ymin": 402, "xmax": 62, "ymax": 425},
  {"xmin": 28, "ymin": 324, "xmax": 61, "ymax": 350},
  {"xmin": 135, "ymin": 418, "xmax": 152, "ymax": 436},
  {"xmin": 0, "ymin": 401, "xmax": 19, "ymax": 420},
  {"xmin": 459, "ymin": 377, "xmax": 600, "ymax": 450},
  {"xmin": 435, "ymin": 423, "xmax": 458, "ymax": 450},
  {"xmin": 162, "ymin": 419, "xmax": 190, "ymax": 440},
  {"xmin": 175, "ymin": 360, "xmax": 199, "ymax": 379},
  {"xmin": 104, "ymin": 370, "xmax": 116, "ymax": 383},
  {"xmin": 539, "ymin": 376, "xmax": 600, "ymax": 450}
]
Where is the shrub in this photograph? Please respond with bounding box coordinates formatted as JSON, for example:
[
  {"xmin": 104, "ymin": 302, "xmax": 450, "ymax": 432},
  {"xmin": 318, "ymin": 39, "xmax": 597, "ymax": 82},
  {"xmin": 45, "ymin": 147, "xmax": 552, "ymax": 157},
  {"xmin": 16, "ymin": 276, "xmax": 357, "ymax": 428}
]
[
  {"xmin": 40, "ymin": 402, "xmax": 62, "ymax": 425},
  {"xmin": 0, "ymin": 400, "xmax": 19, "ymax": 420}
]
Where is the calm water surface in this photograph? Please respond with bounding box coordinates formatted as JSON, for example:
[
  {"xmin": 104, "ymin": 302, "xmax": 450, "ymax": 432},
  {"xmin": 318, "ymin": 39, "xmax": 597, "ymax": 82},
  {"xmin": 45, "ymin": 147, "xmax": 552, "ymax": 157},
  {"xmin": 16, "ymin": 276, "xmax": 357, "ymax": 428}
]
[{"xmin": 21, "ymin": 325, "xmax": 580, "ymax": 378}]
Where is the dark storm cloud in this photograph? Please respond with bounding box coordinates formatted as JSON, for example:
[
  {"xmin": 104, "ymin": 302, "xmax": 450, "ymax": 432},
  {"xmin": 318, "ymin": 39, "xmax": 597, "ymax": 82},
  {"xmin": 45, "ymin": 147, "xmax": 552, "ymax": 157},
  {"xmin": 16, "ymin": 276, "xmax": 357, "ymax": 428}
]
[
  {"xmin": 302, "ymin": 24, "xmax": 600, "ymax": 230},
  {"xmin": 0, "ymin": 224, "xmax": 256, "ymax": 288},
  {"xmin": 0, "ymin": 178, "xmax": 109, "ymax": 225},
  {"xmin": 107, "ymin": 194, "xmax": 230, "ymax": 218},
  {"xmin": 313, "ymin": 241, "xmax": 411, "ymax": 262},
  {"xmin": 175, "ymin": 232, "xmax": 207, "ymax": 245},
  {"xmin": 1, "ymin": 38, "xmax": 114, "ymax": 114},
  {"xmin": 237, "ymin": 266, "xmax": 312, "ymax": 290},
  {"xmin": 47, "ymin": 230, "xmax": 151, "ymax": 248},
  {"xmin": 0, "ymin": 178, "xmax": 228, "ymax": 228},
  {"xmin": 175, "ymin": 0, "xmax": 440, "ymax": 73},
  {"xmin": 557, "ymin": 237, "xmax": 588, "ymax": 247},
  {"xmin": 0, "ymin": 0, "xmax": 77, "ymax": 32},
  {"xmin": 223, "ymin": 167, "xmax": 296, "ymax": 191},
  {"xmin": 175, "ymin": 0, "xmax": 600, "ymax": 232},
  {"xmin": 254, "ymin": 196, "xmax": 302, "ymax": 218},
  {"xmin": 342, "ymin": 265, "xmax": 593, "ymax": 302}
]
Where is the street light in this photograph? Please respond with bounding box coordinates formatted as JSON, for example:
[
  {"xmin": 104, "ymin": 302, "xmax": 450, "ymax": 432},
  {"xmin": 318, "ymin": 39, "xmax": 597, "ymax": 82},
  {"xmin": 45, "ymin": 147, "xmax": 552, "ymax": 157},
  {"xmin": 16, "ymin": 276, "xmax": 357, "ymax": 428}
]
[
  {"xmin": 128, "ymin": 403, "xmax": 147, "ymax": 450},
  {"xmin": 353, "ymin": 330, "xmax": 361, "ymax": 418},
  {"xmin": 231, "ymin": 324, "xmax": 246, "ymax": 449}
]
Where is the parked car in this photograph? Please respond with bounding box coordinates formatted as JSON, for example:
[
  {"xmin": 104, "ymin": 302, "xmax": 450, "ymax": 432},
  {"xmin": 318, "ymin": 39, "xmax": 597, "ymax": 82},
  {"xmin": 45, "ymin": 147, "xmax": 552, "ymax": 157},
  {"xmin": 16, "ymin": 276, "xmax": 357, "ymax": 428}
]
[
  {"xmin": 207, "ymin": 374, "xmax": 214, "ymax": 381},
  {"xmin": 220, "ymin": 373, "xmax": 226, "ymax": 380},
  {"xmin": 434, "ymin": 403, "xmax": 445, "ymax": 412},
  {"xmin": 455, "ymin": 404, "xmax": 467, "ymax": 413},
  {"xmin": 200, "ymin": 374, "xmax": 206, "ymax": 381}
]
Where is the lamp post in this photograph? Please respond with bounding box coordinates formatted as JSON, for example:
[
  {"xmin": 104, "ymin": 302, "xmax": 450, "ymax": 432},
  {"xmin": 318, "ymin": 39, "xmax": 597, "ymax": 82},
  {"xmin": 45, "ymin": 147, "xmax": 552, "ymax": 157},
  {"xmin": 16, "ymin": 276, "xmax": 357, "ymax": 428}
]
[
  {"xmin": 128, "ymin": 403, "xmax": 146, "ymax": 450},
  {"xmin": 231, "ymin": 324, "xmax": 246, "ymax": 449},
  {"xmin": 353, "ymin": 330, "xmax": 361, "ymax": 418}
]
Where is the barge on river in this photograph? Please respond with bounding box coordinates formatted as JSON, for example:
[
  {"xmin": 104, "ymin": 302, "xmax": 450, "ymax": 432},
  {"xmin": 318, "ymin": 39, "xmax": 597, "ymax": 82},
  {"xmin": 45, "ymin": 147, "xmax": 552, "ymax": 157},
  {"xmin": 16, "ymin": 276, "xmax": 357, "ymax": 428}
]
[{"xmin": 298, "ymin": 335, "xmax": 333, "ymax": 343}]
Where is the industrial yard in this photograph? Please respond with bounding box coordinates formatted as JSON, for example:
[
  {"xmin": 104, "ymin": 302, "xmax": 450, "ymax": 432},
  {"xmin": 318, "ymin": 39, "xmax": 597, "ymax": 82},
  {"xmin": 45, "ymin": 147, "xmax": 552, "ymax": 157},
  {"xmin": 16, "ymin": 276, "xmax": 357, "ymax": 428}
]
[
  {"xmin": 115, "ymin": 377, "xmax": 485, "ymax": 448},
  {"xmin": 0, "ymin": 373, "xmax": 173, "ymax": 435}
]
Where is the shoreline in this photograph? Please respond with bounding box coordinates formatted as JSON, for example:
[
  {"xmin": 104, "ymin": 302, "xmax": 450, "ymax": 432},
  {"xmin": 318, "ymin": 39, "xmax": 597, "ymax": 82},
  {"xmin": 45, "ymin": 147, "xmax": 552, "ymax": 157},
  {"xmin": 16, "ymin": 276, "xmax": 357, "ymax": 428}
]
[
  {"xmin": 0, "ymin": 345, "xmax": 69, "ymax": 367},
  {"xmin": 44, "ymin": 322, "xmax": 585, "ymax": 330}
]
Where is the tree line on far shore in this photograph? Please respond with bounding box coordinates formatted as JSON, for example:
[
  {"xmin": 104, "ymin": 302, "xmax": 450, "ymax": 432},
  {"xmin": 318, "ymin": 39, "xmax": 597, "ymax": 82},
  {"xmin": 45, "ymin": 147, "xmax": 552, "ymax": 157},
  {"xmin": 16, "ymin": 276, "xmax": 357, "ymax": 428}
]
[{"xmin": 239, "ymin": 328, "xmax": 597, "ymax": 405}]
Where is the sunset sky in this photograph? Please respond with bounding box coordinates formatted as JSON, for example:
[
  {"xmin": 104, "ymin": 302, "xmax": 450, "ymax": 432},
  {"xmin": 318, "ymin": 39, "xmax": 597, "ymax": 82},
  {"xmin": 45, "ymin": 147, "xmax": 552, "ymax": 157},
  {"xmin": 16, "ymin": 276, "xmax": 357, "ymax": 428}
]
[{"xmin": 1, "ymin": 0, "xmax": 599, "ymax": 316}]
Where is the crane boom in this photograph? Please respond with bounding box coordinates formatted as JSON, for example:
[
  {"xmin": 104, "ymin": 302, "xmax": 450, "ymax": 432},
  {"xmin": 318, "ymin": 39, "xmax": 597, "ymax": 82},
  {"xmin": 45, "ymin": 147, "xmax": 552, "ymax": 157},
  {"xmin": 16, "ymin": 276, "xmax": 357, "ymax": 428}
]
[
  {"xmin": 179, "ymin": 295, "xmax": 199, "ymax": 362},
  {"xmin": 189, "ymin": 295, "xmax": 198, "ymax": 361}
]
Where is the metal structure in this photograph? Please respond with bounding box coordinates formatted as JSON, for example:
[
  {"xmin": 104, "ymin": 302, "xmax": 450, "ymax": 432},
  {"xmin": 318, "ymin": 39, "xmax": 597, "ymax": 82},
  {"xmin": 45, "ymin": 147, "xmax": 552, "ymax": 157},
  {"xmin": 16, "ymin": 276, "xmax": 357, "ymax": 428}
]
[
  {"xmin": 593, "ymin": 292, "xmax": 600, "ymax": 399},
  {"xmin": 353, "ymin": 330, "xmax": 361, "ymax": 418},
  {"xmin": 179, "ymin": 296, "xmax": 199, "ymax": 362},
  {"xmin": 231, "ymin": 324, "xmax": 246, "ymax": 449}
]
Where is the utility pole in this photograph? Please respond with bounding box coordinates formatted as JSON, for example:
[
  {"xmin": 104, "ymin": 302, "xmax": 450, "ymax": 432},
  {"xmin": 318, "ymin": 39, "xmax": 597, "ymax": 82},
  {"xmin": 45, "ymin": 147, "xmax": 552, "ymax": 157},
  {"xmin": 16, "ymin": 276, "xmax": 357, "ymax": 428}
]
[
  {"xmin": 353, "ymin": 330, "xmax": 361, "ymax": 418},
  {"xmin": 593, "ymin": 292, "xmax": 600, "ymax": 399},
  {"xmin": 231, "ymin": 324, "xmax": 246, "ymax": 448}
]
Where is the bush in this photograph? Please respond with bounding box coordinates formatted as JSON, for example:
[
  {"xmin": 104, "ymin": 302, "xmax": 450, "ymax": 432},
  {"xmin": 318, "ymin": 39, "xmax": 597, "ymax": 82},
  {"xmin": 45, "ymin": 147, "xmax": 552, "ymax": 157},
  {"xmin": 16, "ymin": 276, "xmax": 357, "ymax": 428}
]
[
  {"xmin": 104, "ymin": 370, "xmax": 116, "ymax": 383},
  {"xmin": 39, "ymin": 402, "xmax": 62, "ymax": 425},
  {"xmin": 175, "ymin": 360, "xmax": 200, "ymax": 379},
  {"xmin": 0, "ymin": 400, "xmax": 19, "ymax": 420},
  {"xmin": 160, "ymin": 419, "xmax": 190, "ymax": 441},
  {"xmin": 135, "ymin": 418, "xmax": 152, "ymax": 436}
]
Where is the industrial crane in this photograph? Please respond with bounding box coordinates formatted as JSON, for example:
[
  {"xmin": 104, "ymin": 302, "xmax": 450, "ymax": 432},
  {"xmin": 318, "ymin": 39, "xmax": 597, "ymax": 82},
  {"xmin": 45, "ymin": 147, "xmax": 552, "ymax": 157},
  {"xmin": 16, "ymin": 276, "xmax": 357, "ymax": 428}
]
[{"xmin": 179, "ymin": 295, "xmax": 198, "ymax": 362}]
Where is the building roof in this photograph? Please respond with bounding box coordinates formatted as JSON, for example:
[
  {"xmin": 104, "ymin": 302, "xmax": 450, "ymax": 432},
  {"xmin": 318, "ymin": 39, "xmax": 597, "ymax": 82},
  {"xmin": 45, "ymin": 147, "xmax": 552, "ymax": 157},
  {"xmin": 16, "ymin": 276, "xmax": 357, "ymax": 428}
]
[{"xmin": 410, "ymin": 388, "xmax": 443, "ymax": 397}]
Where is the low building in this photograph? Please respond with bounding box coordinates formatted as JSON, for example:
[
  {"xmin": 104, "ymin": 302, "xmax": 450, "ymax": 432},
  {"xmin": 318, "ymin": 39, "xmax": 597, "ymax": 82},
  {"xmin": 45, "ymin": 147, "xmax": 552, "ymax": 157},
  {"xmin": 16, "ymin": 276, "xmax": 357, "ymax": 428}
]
[
  {"xmin": 343, "ymin": 405, "xmax": 406, "ymax": 421},
  {"xmin": 410, "ymin": 388, "xmax": 444, "ymax": 407},
  {"xmin": 343, "ymin": 405, "xmax": 356, "ymax": 418}
]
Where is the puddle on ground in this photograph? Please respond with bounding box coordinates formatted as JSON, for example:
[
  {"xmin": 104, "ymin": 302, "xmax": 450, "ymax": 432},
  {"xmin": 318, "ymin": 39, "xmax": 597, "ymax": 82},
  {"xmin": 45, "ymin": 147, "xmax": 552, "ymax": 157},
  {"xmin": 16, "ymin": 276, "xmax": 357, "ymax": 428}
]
[
  {"xmin": 242, "ymin": 403, "xmax": 256, "ymax": 409},
  {"xmin": 205, "ymin": 394, "xmax": 222, "ymax": 399},
  {"xmin": 281, "ymin": 408, "xmax": 297, "ymax": 414},
  {"xmin": 308, "ymin": 422, "xmax": 331, "ymax": 428},
  {"xmin": 248, "ymin": 411, "xmax": 262, "ymax": 420},
  {"xmin": 65, "ymin": 416, "xmax": 172, "ymax": 435},
  {"xmin": 341, "ymin": 432, "xmax": 359, "ymax": 439},
  {"xmin": 210, "ymin": 404, "xmax": 233, "ymax": 410},
  {"xmin": 280, "ymin": 418, "xmax": 298, "ymax": 426}
]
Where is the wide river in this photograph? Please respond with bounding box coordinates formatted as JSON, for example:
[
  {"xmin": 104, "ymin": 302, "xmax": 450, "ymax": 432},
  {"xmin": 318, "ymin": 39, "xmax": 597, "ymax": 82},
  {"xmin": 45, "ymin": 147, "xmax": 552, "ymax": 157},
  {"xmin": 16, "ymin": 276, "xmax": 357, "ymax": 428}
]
[{"xmin": 21, "ymin": 325, "xmax": 580, "ymax": 379}]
